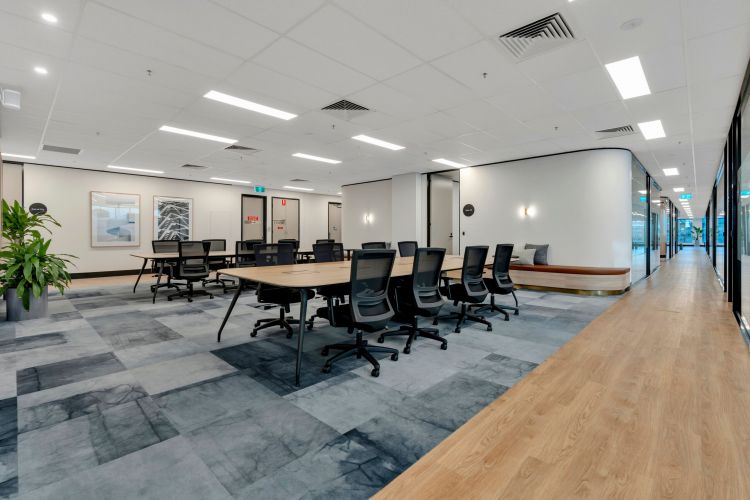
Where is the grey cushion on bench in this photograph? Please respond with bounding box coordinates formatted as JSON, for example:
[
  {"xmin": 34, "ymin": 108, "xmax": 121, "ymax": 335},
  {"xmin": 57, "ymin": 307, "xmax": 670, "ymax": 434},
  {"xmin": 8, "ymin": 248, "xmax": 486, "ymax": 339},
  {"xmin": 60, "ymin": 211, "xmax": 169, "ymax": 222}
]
[
  {"xmin": 524, "ymin": 243, "xmax": 549, "ymax": 265},
  {"xmin": 517, "ymin": 248, "xmax": 536, "ymax": 265}
]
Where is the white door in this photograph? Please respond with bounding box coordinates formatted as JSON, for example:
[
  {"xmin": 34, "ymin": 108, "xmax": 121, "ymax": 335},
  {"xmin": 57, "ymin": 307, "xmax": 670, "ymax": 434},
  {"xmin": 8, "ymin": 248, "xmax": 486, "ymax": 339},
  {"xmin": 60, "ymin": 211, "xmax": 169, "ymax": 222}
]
[
  {"xmin": 328, "ymin": 203, "xmax": 342, "ymax": 242},
  {"xmin": 272, "ymin": 197, "xmax": 300, "ymax": 242},
  {"xmin": 429, "ymin": 174, "xmax": 455, "ymax": 251}
]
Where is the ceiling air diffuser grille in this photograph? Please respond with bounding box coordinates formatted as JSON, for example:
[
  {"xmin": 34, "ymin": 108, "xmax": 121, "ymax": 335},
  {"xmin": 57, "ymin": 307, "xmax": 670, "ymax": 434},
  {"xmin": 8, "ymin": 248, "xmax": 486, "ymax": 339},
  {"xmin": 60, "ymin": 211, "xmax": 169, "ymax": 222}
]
[
  {"xmin": 321, "ymin": 99, "xmax": 369, "ymax": 121},
  {"xmin": 42, "ymin": 144, "xmax": 80, "ymax": 155},
  {"xmin": 498, "ymin": 13, "xmax": 575, "ymax": 62},
  {"xmin": 595, "ymin": 125, "xmax": 636, "ymax": 140}
]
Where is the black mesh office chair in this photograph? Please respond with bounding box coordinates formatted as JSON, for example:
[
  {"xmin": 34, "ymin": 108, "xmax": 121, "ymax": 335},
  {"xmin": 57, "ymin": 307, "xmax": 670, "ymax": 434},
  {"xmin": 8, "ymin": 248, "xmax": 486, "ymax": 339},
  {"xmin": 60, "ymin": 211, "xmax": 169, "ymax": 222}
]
[
  {"xmin": 167, "ymin": 241, "xmax": 213, "ymax": 302},
  {"xmin": 379, "ymin": 247, "xmax": 448, "ymax": 353},
  {"xmin": 278, "ymin": 239, "xmax": 301, "ymax": 262},
  {"xmin": 319, "ymin": 249, "xmax": 400, "ymax": 377},
  {"xmin": 235, "ymin": 239, "xmax": 263, "ymax": 268},
  {"xmin": 310, "ymin": 242, "xmax": 350, "ymax": 325},
  {"xmin": 397, "ymin": 241, "xmax": 418, "ymax": 257},
  {"xmin": 436, "ymin": 246, "xmax": 493, "ymax": 333},
  {"xmin": 150, "ymin": 240, "xmax": 181, "ymax": 296},
  {"xmin": 316, "ymin": 239, "xmax": 335, "ymax": 244},
  {"xmin": 252, "ymin": 243, "xmax": 314, "ymax": 338},
  {"xmin": 201, "ymin": 239, "xmax": 234, "ymax": 290},
  {"xmin": 470, "ymin": 244, "xmax": 518, "ymax": 318},
  {"xmin": 362, "ymin": 242, "xmax": 387, "ymax": 249}
]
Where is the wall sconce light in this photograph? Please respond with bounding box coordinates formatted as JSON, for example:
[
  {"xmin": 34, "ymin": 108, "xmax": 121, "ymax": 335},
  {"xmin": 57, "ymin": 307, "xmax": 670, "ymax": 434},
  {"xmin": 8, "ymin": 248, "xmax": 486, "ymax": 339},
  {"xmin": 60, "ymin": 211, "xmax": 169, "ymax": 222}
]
[
  {"xmin": 518, "ymin": 205, "xmax": 537, "ymax": 218},
  {"xmin": 363, "ymin": 213, "xmax": 374, "ymax": 224}
]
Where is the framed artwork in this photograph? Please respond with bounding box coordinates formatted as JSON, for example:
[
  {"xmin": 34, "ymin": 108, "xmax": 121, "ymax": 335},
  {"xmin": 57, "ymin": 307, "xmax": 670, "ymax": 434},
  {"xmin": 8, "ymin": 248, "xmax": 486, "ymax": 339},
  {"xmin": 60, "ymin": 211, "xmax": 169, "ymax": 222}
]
[
  {"xmin": 154, "ymin": 196, "xmax": 193, "ymax": 240},
  {"xmin": 90, "ymin": 191, "xmax": 140, "ymax": 247}
]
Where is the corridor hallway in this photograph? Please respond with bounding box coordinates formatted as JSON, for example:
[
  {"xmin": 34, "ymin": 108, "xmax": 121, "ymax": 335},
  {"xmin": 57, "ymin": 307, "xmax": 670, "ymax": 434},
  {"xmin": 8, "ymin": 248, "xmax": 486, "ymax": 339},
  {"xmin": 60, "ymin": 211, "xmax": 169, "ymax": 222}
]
[{"xmin": 377, "ymin": 248, "xmax": 748, "ymax": 499}]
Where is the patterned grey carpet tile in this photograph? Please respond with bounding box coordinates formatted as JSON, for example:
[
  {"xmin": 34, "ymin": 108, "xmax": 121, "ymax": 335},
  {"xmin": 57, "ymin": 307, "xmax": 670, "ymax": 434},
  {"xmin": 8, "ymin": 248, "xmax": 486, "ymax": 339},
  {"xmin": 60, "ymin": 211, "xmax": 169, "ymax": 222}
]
[
  {"xmin": 19, "ymin": 437, "xmax": 232, "ymax": 500},
  {"xmin": 16, "ymin": 352, "xmax": 126, "ymax": 396},
  {"xmin": 5, "ymin": 283, "xmax": 619, "ymax": 498},
  {"xmin": 17, "ymin": 397, "xmax": 177, "ymax": 494},
  {"xmin": 184, "ymin": 399, "xmax": 340, "ymax": 495}
]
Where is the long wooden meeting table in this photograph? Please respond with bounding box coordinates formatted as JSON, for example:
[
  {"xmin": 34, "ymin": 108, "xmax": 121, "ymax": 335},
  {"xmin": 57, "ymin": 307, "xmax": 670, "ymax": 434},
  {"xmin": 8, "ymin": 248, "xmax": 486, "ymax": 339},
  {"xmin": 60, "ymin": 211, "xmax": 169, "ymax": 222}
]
[{"xmin": 216, "ymin": 255, "xmax": 477, "ymax": 386}]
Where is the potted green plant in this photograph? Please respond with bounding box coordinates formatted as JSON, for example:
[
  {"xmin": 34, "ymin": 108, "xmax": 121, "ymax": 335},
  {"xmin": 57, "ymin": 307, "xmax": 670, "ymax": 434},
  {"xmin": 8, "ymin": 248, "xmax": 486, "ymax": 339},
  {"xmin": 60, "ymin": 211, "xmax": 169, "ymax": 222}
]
[
  {"xmin": 692, "ymin": 225, "xmax": 703, "ymax": 247},
  {"xmin": 0, "ymin": 200, "xmax": 75, "ymax": 321}
]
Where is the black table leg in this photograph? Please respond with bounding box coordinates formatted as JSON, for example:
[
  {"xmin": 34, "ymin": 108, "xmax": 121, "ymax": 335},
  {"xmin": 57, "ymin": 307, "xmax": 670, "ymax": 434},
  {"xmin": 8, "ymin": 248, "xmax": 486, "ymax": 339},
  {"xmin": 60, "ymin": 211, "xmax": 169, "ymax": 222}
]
[
  {"xmin": 295, "ymin": 289, "xmax": 308, "ymax": 386},
  {"xmin": 217, "ymin": 282, "xmax": 242, "ymax": 342},
  {"xmin": 152, "ymin": 260, "xmax": 163, "ymax": 304},
  {"xmin": 133, "ymin": 258, "xmax": 147, "ymax": 293}
]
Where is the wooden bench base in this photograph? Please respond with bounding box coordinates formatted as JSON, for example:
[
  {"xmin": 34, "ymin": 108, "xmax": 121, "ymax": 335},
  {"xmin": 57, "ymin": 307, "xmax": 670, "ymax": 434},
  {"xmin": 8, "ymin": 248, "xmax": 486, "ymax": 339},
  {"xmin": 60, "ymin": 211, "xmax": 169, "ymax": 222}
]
[{"xmin": 510, "ymin": 266, "xmax": 630, "ymax": 295}]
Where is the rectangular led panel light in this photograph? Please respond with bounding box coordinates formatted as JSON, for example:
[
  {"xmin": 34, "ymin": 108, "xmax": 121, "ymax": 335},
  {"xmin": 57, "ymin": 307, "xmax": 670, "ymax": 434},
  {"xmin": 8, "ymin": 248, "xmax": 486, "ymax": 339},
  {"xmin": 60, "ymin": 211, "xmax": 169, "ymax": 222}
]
[
  {"xmin": 292, "ymin": 153, "xmax": 341, "ymax": 164},
  {"xmin": 662, "ymin": 168, "xmax": 679, "ymax": 176},
  {"xmin": 352, "ymin": 134, "xmax": 404, "ymax": 150},
  {"xmin": 108, "ymin": 165, "xmax": 164, "ymax": 174},
  {"xmin": 1, "ymin": 153, "xmax": 36, "ymax": 160},
  {"xmin": 638, "ymin": 120, "xmax": 665, "ymax": 140},
  {"xmin": 605, "ymin": 56, "xmax": 651, "ymax": 100},
  {"xmin": 204, "ymin": 90, "xmax": 297, "ymax": 120},
  {"xmin": 673, "ymin": 187, "xmax": 685, "ymax": 192},
  {"xmin": 211, "ymin": 177, "xmax": 251, "ymax": 184},
  {"xmin": 432, "ymin": 158, "xmax": 468, "ymax": 169},
  {"xmin": 283, "ymin": 185, "xmax": 314, "ymax": 191},
  {"xmin": 159, "ymin": 125, "xmax": 237, "ymax": 144}
]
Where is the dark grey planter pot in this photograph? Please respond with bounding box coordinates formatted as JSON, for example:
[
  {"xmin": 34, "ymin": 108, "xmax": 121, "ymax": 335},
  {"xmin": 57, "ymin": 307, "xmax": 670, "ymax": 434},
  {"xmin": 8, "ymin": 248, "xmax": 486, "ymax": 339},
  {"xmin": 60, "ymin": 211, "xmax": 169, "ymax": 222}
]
[{"xmin": 6, "ymin": 287, "xmax": 48, "ymax": 321}]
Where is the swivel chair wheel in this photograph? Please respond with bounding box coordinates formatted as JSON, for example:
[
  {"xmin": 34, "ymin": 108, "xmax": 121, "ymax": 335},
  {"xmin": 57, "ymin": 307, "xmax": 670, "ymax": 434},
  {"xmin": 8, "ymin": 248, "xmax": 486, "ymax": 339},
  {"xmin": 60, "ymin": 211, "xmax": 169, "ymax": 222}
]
[
  {"xmin": 209, "ymin": 294, "xmax": 214, "ymax": 299},
  {"xmin": 285, "ymin": 331, "xmax": 293, "ymax": 339},
  {"xmin": 187, "ymin": 298, "xmax": 193, "ymax": 303},
  {"xmin": 487, "ymin": 325, "xmax": 493, "ymax": 331},
  {"xmin": 403, "ymin": 346, "xmax": 411, "ymax": 355},
  {"xmin": 503, "ymin": 316, "xmax": 509, "ymax": 322},
  {"xmin": 371, "ymin": 367, "xmax": 380, "ymax": 377},
  {"xmin": 432, "ymin": 319, "xmax": 438, "ymax": 326},
  {"xmin": 250, "ymin": 330, "xmax": 258, "ymax": 338},
  {"xmin": 441, "ymin": 343, "xmax": 448, "ymax": 350},
  {"xmin": 254, "ymin": 320, "xmax": 261, "ymax": 327},
  {"xmin": 514, "ymin": 311, "xmax": 519, "ymax": 316},
  {"xmin": 390, "ymin": 352, "xmax": 398, "ymax": 361},
  {"xmin": 322, "ymin": 365, "xmax": 332, "ymax": 374},
  {"xmin": 321, "ymin": 347, "xmax": 329, "ymax": 356},
  {"xmin": 377, "ymin": 335, "xmax": 385, "ymax": 343},
  {"xmin": 167, "ymin": 297, "xmax": 173, "ymax": 302},
  {"xmin": 454, "ymin": 327, "xmax": 461, "ymax": 333}
]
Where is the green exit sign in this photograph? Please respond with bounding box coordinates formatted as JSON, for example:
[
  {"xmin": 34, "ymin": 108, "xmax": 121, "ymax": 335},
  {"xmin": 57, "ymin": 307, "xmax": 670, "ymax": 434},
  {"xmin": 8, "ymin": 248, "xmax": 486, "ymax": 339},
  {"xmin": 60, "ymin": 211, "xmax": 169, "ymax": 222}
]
[
  {"xmin": 679, "ymin": 194, "xmax": 692, "ymax": 200},
  {"xmin": 254, "ymin": 186, "xmax": 266, "ymax": 193}
]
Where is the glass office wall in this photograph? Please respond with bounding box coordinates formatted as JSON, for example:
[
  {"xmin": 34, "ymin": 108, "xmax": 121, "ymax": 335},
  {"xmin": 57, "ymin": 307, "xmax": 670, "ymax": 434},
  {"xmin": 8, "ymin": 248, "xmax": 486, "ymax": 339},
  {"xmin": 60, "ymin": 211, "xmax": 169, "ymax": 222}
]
[
  {"xmin": 650, "ymin": 182, "xmax": 661, "ymax": 273},
  {"xmin": 678, "ymin": 218, "xmax": 694, "ymax": 245},
  {"xmin": 740, "ymin": 93, "xmax": 750, "ymax": 328},
  {"xmin": 717, "ymin": 167, "xmax": 725, "ymax": 283},
  {"xmin": 631, "ymin": 161, "xmax": 648, "ymax": 281}
]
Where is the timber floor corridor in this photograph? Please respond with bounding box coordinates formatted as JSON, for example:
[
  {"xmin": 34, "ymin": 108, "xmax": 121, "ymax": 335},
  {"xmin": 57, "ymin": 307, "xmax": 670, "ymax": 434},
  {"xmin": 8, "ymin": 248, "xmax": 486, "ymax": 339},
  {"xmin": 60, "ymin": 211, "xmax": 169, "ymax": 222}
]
[{"xmin": 376, "ymin": 248, "xmax": 748, "ymax": 499}]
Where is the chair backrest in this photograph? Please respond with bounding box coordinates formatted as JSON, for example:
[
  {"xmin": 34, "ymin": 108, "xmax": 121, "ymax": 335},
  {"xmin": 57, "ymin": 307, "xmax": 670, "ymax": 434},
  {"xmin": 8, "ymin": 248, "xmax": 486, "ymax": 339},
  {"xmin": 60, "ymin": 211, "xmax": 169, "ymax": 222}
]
[
  {"xmin": 492, "ymin": 244, "xmax": 515, "ymax": 286},
  {"xmin": 362, "ymin": 241, "xmax": 387, "ymax": 250},
  {"xmin": 202, "ymin": 239, "xmax": 226, "ymax": 252},
  {"xmin": 349, "ymin": 249, "xmax": 397, "ymax": 328},
  {"xmin": 398, "ymin": 241, "xmax": 418, "ymax": 257},
  {"xmin": 332, "ymin": 243, "xmax": 344, "ymax": 262},
  {"xmin": 278, "ymin": 239, "xmax": 299, "ymax": 251},
  {"xmin": 461, "ymin": 246, "xmax": 490, "ymax": 298},
  {"xmin": 254, "ymin": 243, "xmax": 295, "ymax": 267},
  {"xmin": 152, "ymin": 240, "xmax": 179, "ymax": 253},
  {"xmin": 236, "ymin": 240, "xmax": 263, "ymax": 267},
  {"xmin": 316, "ymin": 239, "xmax": 334, "ymax": 244},
  {"xmin": 410, "ymin": 247, "xmax": 446, "ymax": 314},
  {"xmin": 177, "ymin": 241, "xmax": 211, "ymax": 277},
  {"xmin": 313, "ymin": 242, "xmax": 337, "ymax": 263}
]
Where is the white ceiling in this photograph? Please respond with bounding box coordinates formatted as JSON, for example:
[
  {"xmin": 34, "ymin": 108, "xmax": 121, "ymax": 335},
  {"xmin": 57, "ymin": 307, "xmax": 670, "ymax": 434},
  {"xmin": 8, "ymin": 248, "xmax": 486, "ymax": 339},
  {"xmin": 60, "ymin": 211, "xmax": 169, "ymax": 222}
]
[{"xmin": 0, "ymin": 0, "xmax": 749, "ymax": 215}]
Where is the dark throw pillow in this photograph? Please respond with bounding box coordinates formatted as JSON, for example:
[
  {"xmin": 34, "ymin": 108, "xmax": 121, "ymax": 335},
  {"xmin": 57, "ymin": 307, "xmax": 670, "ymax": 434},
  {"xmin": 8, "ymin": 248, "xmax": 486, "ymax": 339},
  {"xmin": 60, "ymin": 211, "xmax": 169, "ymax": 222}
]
[{"xmin": 524, "ymin": 243, "xmax": 549, "ymax": 265}]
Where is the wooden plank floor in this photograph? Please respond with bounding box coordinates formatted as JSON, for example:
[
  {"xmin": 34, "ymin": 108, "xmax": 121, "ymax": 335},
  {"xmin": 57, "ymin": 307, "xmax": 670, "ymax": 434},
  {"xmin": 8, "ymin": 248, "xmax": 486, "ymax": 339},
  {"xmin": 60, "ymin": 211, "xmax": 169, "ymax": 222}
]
[{"xmin": 375, "ymin": 248, "xmax": 750, "ymax": 499}]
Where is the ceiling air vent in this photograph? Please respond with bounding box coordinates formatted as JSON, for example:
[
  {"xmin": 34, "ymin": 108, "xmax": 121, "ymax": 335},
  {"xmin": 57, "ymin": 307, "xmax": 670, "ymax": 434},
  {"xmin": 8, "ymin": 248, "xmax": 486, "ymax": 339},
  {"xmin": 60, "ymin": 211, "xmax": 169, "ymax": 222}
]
[
  {"xmin": 595, "ymin": 125, "xmax": 636, "ymax": 140},
  {"xmin": 498, "ymin": 13, "xmax": 575, "ymax": 62},
  {"xmin": 321, "ymin": 99, "xmax": 369, "ymax": 121},
  {"xmin": 42, "ymin": 144, "xmax": 80, "ymax": 155},
  {"xmin": 181, "ymin": 164, "xmax": 209, "ymax": 170},
  {"xmin": 224, "ymin": 144, "xmax": 258, "ymax": 152}
]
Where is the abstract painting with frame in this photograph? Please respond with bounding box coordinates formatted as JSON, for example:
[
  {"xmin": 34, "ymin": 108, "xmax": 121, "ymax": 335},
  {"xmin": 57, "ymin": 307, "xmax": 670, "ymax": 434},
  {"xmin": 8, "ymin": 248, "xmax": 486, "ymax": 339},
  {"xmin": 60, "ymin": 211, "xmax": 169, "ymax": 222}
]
[
  {"xmin": 90, "ymin": 191, "xmax": 140, "ymax": 247},
  {"xmin": 154, "ymin": 196, "xmax": 193, "ymax": 240}
]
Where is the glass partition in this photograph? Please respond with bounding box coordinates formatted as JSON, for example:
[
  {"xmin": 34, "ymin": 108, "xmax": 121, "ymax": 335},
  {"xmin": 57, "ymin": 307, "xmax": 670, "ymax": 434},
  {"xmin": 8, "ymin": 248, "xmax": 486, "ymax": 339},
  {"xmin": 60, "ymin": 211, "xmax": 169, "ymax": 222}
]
[
  {"xmin": 717, "ymin": 165, "xmax": 725, "ymax": 283},
  {"xmin": 740, "ymin": 94, "xmax": 750, "ymax": 327},
  {"xmin": 650, "ymin": 181, "xmax": 661, "ymax": 273},
  {"xmin": 631, "ymin": 160, "xmax": 648, "ymax": 281}
]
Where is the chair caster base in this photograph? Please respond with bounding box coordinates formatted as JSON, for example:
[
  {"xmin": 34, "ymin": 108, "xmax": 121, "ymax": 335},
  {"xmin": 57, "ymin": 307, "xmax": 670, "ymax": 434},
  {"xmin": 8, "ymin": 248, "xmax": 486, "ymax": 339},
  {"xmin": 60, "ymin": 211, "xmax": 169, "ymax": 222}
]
[
  {"xmin": 377, "ymin": 335, "xmax": 384, "ymax": 343},
  {"xmin": 441, "ymin": 343, "xmax": 448, "ymax": 350},
  {"xmin": 371, "ymin": 368, "xmax": 380, "ymax": 377},
  {"xmin": 322, "ymin": 365, "xmax": 332, "ymax": 374},
  {"xmin": 321, "ymin": 348, "xmax": 329, "ymax": 356},
  {"xmin": 250, "ymin": 331, "xmax": 258, "ymax": 337},
  {"xmin": 403, "ymin": 346, "xmax": 411, "ymax": 354},
  {"xmin": 390, "ymin": 352, "xmax": 398, "ymax": 361},
  {"xmin": 454, "ymin": 327, "xmax": 461, "ymax": 333},
  {"xmin": 487, "ymin": 325, "xmax": 493, "ymax": 331}
]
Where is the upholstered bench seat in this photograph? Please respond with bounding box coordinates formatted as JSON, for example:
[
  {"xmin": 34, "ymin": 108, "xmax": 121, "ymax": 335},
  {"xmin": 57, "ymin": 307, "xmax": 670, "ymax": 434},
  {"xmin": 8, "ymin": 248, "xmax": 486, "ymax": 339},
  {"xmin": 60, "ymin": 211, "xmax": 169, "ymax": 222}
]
[{"xmin": 508, "ymin": 264, "xmax": 630, "ymax": 294}]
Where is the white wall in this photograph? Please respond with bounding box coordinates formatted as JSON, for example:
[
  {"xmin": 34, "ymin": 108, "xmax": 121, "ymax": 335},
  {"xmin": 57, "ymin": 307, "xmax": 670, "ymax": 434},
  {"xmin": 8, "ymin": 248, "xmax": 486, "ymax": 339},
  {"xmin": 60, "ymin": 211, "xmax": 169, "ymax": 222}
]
[
  {"xmin": 391, "ymin": 173, "xmax": 423, "ymax": 246},
  {"xmin": 342, "ymin": 179, "xmax": 392, "ymax": 248},
  {"xmin": 460, "ymin": 149, "xmax": 633, "ymax": 267},
  {"xmin": 23, "ymin": 164, "xmax": 340, "ymax": 273}
]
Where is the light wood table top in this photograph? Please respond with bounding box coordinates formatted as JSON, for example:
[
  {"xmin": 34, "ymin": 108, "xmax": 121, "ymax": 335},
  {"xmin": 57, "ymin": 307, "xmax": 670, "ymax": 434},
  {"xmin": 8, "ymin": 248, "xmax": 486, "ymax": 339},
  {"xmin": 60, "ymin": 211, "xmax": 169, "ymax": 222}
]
[
  {"xmin": 218, "ymin": 254, "xmax": 474, "ymax": 287},
  {"xmin": 375, "ymin": 248, "xmax": 749, "ymax": 499},
  {"xmin": 131, "ymin": 250, "xmax": 236, "ymax": 260}
]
